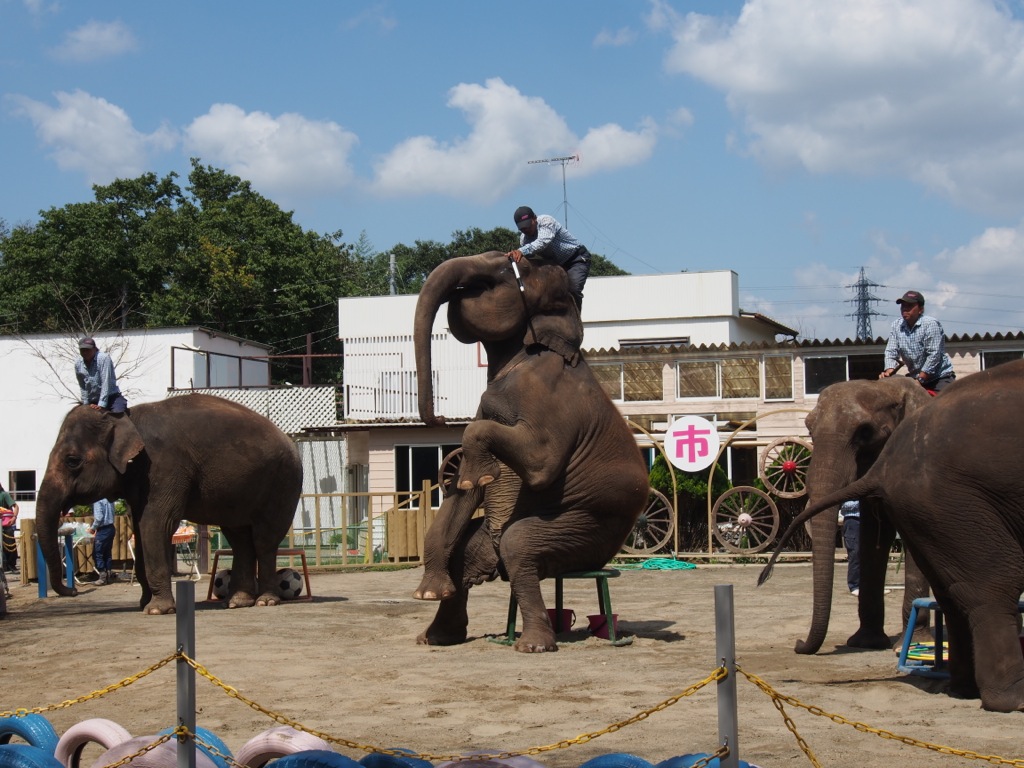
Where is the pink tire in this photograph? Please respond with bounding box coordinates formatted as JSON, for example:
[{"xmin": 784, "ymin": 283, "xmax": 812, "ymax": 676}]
[
  {"xmin": 235, "ymin": 727, "xmax": 331, "ymax": 768},
  {"xmin": 54, "ymin": 719, "xmax": 132, "ymax": 768}
]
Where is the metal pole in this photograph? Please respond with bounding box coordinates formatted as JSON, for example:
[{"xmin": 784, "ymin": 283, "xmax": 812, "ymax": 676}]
[
  {"xmin": 176, "ymin": 580, "xmax": 197, "ymax": 768},
  {"xmin": 561, "ymin": 162, "xmax": 568, "ymax": 229},
  {"xmin": 714, "ymin": 584, "xmax": 740, "ymax": 767}
]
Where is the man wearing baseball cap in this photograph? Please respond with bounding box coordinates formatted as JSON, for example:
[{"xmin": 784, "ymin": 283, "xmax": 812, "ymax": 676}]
[
  {"xmin": 506, "ymin": 206, "xmax": 591, "ymax": 311},
  {"xmin": 75, "ymin": 337, "xmax": 128, "ymax": 414},
  {"xmin": 879, "ymin": 290, "xmax": 956, "ymax": 391}
]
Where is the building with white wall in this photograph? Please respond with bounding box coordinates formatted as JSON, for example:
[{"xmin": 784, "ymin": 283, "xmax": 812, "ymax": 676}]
[{"xmin": 0, "ymin": 327, "xmax": 272, "ymax": 519}]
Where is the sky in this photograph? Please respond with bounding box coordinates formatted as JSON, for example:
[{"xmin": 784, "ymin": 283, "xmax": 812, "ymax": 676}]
[{"xmin": 3, "ymin": 0, "xmax": 1024, "ymax": 342}]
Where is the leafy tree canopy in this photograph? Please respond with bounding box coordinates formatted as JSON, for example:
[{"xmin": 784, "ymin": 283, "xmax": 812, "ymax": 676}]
[{"xmin": 0, "ymin": 160, "xmax": 631, "ymax": 384}]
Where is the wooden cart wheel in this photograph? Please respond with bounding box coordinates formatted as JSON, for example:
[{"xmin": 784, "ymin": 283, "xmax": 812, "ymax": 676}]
[
  {"xmin": 759, "ymin": 437, "xmax": 813, "ymax": 499},
  {"xmin": 621, "ymin": 488, "xmax": 675, "ymax": 555},
  {"xmin": 438, "ymin": 448, "xmax": 463, "ymax": 497},
  {"xmin": 712, "ymin": 486, "xmax": 780, "ymax": 554}
]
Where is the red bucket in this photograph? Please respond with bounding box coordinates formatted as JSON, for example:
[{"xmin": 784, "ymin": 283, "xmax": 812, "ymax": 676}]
[{"xmin": 587, "ymin": 613, "xmax": 619, "ymax": 640}]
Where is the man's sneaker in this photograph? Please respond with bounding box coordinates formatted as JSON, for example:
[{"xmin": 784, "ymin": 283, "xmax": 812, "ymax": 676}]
[
  {"xmin": 106, "ymin": 571, "xmax": 118, "ymax": 582},
  {"xmin": 94, "ymin": 573, "xmax": 107, "ymax": 586}
]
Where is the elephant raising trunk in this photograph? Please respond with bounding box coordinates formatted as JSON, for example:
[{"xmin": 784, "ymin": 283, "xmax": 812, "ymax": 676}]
[{"xmin": 411, "ymin": 251, "xmax": 648, "ymax": 653}]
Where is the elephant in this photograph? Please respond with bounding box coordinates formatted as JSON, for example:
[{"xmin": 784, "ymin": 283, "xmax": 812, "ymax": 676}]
[
  {"xmin": 35, "ymin": 393, "xmax": 303, "ymax": 614},
  {"xmin": 798, "ymin": 377, "xmax": 932, "ymax": 654},
  {"xmin": 411, "ymin": 250, "xmax": 649, "ymax": 652},
  {"xmin": 759, "ymin": 359, "xmax": 1024, "ymax": 711}
]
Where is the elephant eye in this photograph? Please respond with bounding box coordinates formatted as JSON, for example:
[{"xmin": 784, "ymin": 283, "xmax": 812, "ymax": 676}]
[{"xmin": 64, "ymin": 454, "xmax": 83, "ymax": 470}]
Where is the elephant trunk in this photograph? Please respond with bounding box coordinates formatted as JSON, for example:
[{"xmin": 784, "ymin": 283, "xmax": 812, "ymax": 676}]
[
  {"xmin": 795, "ymin": 445, "xmax": 857, "ymax": 654},
  {"xmin": 34, "ymin": 470, "xmax": 78, "ymax": 597},
  {"xmin": 414, "ymin": 252, "xmax": 506, "ymax": 427}
]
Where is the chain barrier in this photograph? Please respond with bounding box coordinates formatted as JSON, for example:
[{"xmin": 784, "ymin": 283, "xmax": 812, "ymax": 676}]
[
  {"xmin": 0, "ymin": 653, "xmax": 178, "ymax": 718},
  {"xmin": 738, "ymin": 666, "xmax": 1024, "ymax": 766},
  {"xmin": 180, "ymin": 653, "xmax": 726, "ymax": 762},
  {"xmin": 6, "ymin": 651, "xmax": 1024, "ymax": 766}
]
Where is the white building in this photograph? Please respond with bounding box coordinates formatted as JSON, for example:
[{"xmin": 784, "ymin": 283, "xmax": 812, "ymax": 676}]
[{"xmin": 0, "ymin": 327, "xmax": 273, "ymax": 519}]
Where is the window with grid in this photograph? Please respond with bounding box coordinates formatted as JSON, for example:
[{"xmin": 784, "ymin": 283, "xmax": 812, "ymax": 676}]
[
  {"xmin": 982, "ymin": 350, "xmax": 1023, "ymax": 370},
  {"xmin": 764, "ymin": 355, "xmax": 793, "ymax": 400}
]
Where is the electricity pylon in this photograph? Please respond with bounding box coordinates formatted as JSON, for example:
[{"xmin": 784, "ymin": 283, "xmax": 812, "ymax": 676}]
[{"xmin": 845, "ymin": 266, "xmax": 884, "ymax": 341}]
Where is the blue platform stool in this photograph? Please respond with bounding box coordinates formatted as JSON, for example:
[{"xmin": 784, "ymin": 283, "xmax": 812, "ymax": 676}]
[
  {"xmin": 502, "ymin": 568, "xmax": 624, "ymax": 644},
  {"xmin": 897, "ymin": 597, "xmax": 1024, "ymax": 678}
]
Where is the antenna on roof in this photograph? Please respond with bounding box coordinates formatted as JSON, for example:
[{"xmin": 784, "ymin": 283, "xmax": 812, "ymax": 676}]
[{"xmin": 527, "ymin": 154, "xmax": 579, "ymax": 228}]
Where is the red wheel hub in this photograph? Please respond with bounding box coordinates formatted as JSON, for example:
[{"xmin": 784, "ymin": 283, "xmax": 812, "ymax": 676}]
[{"xmin": 782, "ymin": 459, "xmax": 798, "ymax": 474}]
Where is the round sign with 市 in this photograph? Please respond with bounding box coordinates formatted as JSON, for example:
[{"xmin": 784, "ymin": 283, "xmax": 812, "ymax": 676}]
[{"xmin": 664, "ymin": 415, "xmax": 720, "ymax": 472}]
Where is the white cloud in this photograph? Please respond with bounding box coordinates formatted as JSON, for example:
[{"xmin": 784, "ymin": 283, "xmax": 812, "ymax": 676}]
[
  {"xmin": 7, "ymin": 89, "xmax": 175, "ymax": 184},
  {"xmin": 654, "ymin": 0, "xmax": 1024, "ymax": 215},
  {"xmin": 594, "ymin": 27, "xmax": 637, "ymax": 47},
  {"xmin": 183, "ymin": 104, "xmax": 359, "ymax": 197},
  {"xmin": 371, "ymin": 78, "xmax": 657, "ymax": 201},
  {"xmin": 52, "ymin": 20, "xmax": 138, "ymax": 62}
]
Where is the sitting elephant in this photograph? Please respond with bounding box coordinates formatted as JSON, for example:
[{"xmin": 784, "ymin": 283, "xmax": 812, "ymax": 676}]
[
  {"xmin": 412, "ymin": 251, "xmax": 649, "ymax": 652},
  {"xmin": 798, "ymin": 377, "xmax": 932, "ymax": 654},
  {"xmin": 35, "ymin": 394, "xmax": 303, "ymax": 614},
  {"xmin": 760, "ymin": 359, "xmax": 1024, "ymax": 711}
]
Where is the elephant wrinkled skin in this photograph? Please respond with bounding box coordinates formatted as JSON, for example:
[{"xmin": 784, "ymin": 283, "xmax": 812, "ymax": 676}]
[
  {"xmin": 35, "ymin": 394, "xmax": 303, "ymax": 614},
  {"xmin": 798, "ymin": 377, "xmax": 932, "ymax": 655},
  {"xmin": 412, "ymin": 251, "xmax": 648, "ymax": 652},
  {"xmin": 761, "ymin": 359, "xmax": 1024, "ymax": 711}
]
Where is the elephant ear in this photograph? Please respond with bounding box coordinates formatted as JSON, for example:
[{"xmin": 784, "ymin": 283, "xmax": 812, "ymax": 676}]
[
  {"xmin": 523, "ymin": 264, "xmax": 583, "ymax": 365},
  {"xmin": 107, "ymin": 414, "xmax": 145, "ymax": 474}
]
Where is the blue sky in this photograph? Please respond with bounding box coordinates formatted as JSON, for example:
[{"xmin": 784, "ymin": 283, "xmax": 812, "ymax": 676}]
[{"xmin": 4, "ymin": 0, "xmax": 1024, "ymax": 342}]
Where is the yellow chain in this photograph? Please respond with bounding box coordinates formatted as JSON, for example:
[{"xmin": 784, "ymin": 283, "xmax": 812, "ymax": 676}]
[
  {"xmin": 0, "ymin": 654, "xmax": 178, "ymax": 718},
  {"xmin": 738, "ymin": 666, "xmax": 1024, "ymax": 766},
  {"xmin": 687, "ymin": 745, "xmax": 730, "ymax": 768},
  {"xmin": 91, "ymin": 730, "xmax": 178, "ymax": 768},
  {"xmin": 181, "ymin": 653, "xmax": 725, "ymax": 762}
]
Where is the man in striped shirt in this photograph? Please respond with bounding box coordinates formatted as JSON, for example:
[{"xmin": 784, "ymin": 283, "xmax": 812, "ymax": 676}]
[
  {"xmin": 879, "ymin": 290, "xmax": 956, "ymax": 392},
  {"xmin": 506, "ymin": 206, "xmax": 591, "ymax": 311}
]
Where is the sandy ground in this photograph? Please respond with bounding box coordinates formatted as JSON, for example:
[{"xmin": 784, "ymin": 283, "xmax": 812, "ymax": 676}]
[{"xmin": 2, "ymin": 562, "xmax": 1023, "ymax": 768}]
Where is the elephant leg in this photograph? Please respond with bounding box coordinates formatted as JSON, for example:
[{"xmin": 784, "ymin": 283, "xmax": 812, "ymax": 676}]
[
  {"xmin": 457, "ymin": 415, "xmax": 566, "ymax": 492},
  {"xmin": 944, "ymin": 573, "xmax": 1024, "ymax": 711},
  {"xmin": 220, "ymin": 526, "xmax": 258, "ymax": 608},
  {"xmin": 847, "ymin": 506, "xmax": 894, "ymax": 649},
  {"xmin": 500, "ymin": 510, "xmax": 623, "ymax": 654},
  {"xmin": 900, "ymin": 546, "xmax": 931, "ymax": 639},
  {"xmin": 414, "ymin": 486, "xmax": 485, "ymax": 601},
  {"xmin": 417, "ymin": 517, "xmax": 497, "ymax": 646},
  {"xmin": 137, "ymin": 513, "xmax": 178, "ymax": 615}
]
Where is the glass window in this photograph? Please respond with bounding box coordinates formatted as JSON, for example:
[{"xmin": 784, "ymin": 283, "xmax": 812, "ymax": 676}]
[
  {"xmin": 622, "ymin": 361, "xmax": 663, "ymax": 402},
  {"xmin": 764, "ymin": 356, "xmax": 793, "ymax": 400},
  {"xmin": 804, "ymin": 357, "xmax": 848, "ymax": 395},
  {"xmin": 848, "ymin": 354, "xmax": 885, "ymax": 381},
  {"xmin": 394, "ymin": 444, "xmax": 461, "ymax": 508},
  {"xmin": 8, "ymin": 470, "xmax": 36, "ymax": 502},
  {"xmin": 982, "ymin": 350, "xmax": 1023, "ymax": 370},
  {"xmin": 721, "ymin": 357, "xmax": 759, "ymax": 398},
  {"xmin": 677, "ymin": 360, "xmax": 718, "ymax": 398},
  {"xmin": 590, "ymin": 363, "xmax": 623, "ymax": 401}
]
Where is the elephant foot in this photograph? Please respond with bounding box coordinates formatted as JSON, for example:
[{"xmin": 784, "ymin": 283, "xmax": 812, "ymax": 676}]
[
  {"xmin": 413, "ymin": 572, "xmax": 457, "ymax": 601},
  {"xmin": 978, "ymin": 686, "xmax": 1024, "ymax": 712},
  {"xmin": 416, "ymin": 626, "xmax": 468, "ymax": 646},
  {"xmin": 846, "ymin": 627, "xmax": 892, "ymax": 650},
  {"xmin": 228, "ymin": 592, "xmax": 256, "ymax": 609},
  {"xmin": 255, "ymin": 592, "xmax": 282, "ymax": 607},
  {"xmin": 514, "ymin": 629, "xmax": 558, "ymax": 653},
  {"xmin": 455, "ymin": 455, "xmax": 501, "ymax": 490},
  {"xmin": 143, "ymin": 601, "xmax": 175, "ymax": 615}
]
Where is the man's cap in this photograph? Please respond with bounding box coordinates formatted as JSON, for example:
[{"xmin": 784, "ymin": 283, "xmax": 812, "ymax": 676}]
[
  {"xmin": 513, "ymin": 206, "xmax": 536, "ymax": 230},
  {"xmin": 896, "ymin": 290, "xmax": 925, "ymax": 306},
  {"xmin": 78, "ymin": 337, "xmax": 97, "ymax": 350}
]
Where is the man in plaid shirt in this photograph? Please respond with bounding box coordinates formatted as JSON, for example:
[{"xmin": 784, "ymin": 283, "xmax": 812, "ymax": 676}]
[
  {"xmin": 507, "ymin": 206, "xmax": 591, "ymax": 311},
  {"xmin": 879, "ymin": 290, "xmax": 956, "ymax": 392}
]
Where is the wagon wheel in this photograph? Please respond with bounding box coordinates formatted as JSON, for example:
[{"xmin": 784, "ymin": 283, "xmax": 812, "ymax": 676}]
[
  {"xmin": 621, "ymin": 488, "xmax": 675, "ymax": 555},
  {"xmin": 759, "ymin": 437, "xmax": 813, "ymax": 499},
  {"xmin": 712, "ymin": 486, "xmax": 780, "ymax": 554},
  {"xmin": 438, "ymin": 448, "xmax": 463, "ymax": 497}
]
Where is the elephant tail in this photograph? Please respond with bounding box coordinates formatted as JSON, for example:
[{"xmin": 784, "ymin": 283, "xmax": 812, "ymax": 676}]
[{"xmin": 757, "ymin": 473, "xmax": 882, "ymax": 587}]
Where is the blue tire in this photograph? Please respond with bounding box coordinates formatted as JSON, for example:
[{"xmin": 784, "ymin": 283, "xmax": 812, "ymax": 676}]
[
  {"xmin": 578, "ymin": 755, "xmax": 654, "ymax": 768},
  {"xmin": 271, "ymin": 750, "xmax": 363, "ymax": 768},
  {"xmin": 0, "ymin": 716, "xmax": 59, "ymax": 755},
  {"xmin": 0, "ymin": 744, "xmax": 64, "ymax": 768},
  {"xmin": 360, "ymin": 749, "xmax": 433, "ymax": 768}
]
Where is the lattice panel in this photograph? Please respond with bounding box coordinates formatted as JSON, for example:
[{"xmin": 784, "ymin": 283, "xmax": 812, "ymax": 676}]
[{"xmin": 167, "ymin": 387, "xmax": 338, "ymax": 435}]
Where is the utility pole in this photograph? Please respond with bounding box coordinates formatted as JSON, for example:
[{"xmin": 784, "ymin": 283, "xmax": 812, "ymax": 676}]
[
  {"xmin": 527, "ymin": 154, "xmax": 579, "ymax": 228},
  {"xmin": 388, "ymin": 252, "xmax": 396, "ymax": 296},
  {"xmin": 845, "ymin": 266, "xmax": 884, "ymax": 341}
]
